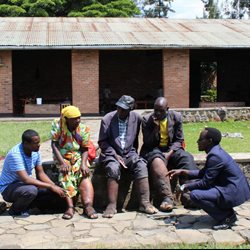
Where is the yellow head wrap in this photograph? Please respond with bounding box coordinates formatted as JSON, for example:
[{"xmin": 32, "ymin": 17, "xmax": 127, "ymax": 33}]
[{"xmin": 61, "ymin": 105, "xmax": 81, "ymax": 118}]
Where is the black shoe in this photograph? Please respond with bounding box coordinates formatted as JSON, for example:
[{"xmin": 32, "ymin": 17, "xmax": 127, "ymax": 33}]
[
  {"xmin": 212, "ymin": 213, "xmax": 237, "ymax": 230},
  {"xmin": 8, "ymin": 208, "xmax": 30, "ymax": 218}
]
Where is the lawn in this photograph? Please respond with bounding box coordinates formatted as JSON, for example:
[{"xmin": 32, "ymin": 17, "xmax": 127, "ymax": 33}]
[
  {"xmin": 183, "ymin": 121, "xmax": 250, "ymax": 154},
  {"xmin": 0, "ymin": 121, "xmax": 52, "ymax": 157},
  {"xmin": 0, "ymin": 120, "xmax": 250, "ymax": 157}
]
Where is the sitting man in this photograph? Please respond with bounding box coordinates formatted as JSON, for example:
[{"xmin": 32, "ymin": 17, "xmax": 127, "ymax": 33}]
[
  {"xmin": 0, "ymin": 129, "xmax": 66, "ymax": 217},
  {"xmin": 50, "ymin": 105, "xmax": 98, "ymax": 220},
  {"xmin": 140, "ymin": 97, "xmax": 198, "ymax": 211},
  {"xmin": 167, "ymin": 127, "xmax": 250, "ymax": 230},
  {"xmin": 98, "ymin": 95, "xmax": 158, "ymax": 218}
]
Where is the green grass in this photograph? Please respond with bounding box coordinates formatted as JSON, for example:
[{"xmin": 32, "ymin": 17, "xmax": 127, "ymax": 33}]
[
  {"xmin": 1, "ymin": 120, "xmax": 250, "ymax": 157},
  {"xmin": 0, "ymin": 121, "xmax": 52, "ymax": 156},
  {"xmin": 183, "ymin": 121, "xmax": 250, "ymax": 154}
]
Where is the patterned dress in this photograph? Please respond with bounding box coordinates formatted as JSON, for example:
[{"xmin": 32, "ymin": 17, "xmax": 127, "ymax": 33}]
[{"xmin": 50, "ymin": 119, "xmax": 90, "ymax": 198}]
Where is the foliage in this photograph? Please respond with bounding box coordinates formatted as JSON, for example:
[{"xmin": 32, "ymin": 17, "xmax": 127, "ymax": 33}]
[
  {"xmin": 202, "ymin": 0, "xmax": 250, "ymax": 19},
  {"xmin": 0, "ymin": 0, "xmax": 140, "ymax": 17},
  {"xmin": 202, "ymin": 0, "xmax": 221, "ymax": 18},
  {"xmin": 135, "ymin": 0, "xmax": 174, "ymax": 17}
]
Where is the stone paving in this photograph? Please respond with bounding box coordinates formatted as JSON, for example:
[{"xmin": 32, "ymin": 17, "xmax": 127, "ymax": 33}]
[{"xmin": 0, "ymin": 117, "xmax": 250, "ymax": 248}]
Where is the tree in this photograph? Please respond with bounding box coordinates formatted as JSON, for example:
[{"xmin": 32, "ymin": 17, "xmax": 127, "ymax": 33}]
[
  {"xmin": 0, "ymin": 0, "xmax": 140, "ymax": 17},
  {"xmin": 202, "ymin": 0, "xmax": 250, "ymax": 19},
  {"xmin": 135, "ymin": 0, "xmax": 174, "ymax": 17},
  {"xmin": 202, "ymin": 0, "xmax": 221, "ymax": 18}
]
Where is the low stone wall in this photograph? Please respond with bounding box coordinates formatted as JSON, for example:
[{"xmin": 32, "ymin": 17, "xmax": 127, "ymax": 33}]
[{"xmin": 142, "ymin": 107, "xmax": 250, "ymax": 122}]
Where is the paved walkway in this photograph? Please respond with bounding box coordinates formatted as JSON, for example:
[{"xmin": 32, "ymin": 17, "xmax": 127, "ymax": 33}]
[{"xmin": 0, "ymin": 117, "xmax": 250, "ymax": 248}]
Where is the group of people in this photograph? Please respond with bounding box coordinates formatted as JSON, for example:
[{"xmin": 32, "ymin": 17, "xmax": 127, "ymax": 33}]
[{"xmin": 0, "ymin": 95, "xmax": 250, "ymax": 231}]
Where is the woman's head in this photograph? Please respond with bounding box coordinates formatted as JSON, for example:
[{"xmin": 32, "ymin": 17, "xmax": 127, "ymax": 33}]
[{"xmin": 61, "ymin": 105, "xmax": 81, "ymax": 131}]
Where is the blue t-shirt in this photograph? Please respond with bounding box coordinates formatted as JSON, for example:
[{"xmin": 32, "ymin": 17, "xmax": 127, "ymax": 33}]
[{"xmin": 0, "ymin": 143, "xmax": 41, "ymax": 193}]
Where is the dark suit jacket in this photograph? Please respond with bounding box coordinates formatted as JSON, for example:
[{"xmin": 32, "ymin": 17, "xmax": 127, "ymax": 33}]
[
  {"xmin": 187, "ymin": 145, "xmax": 250, "ymax": 208},
  {"xmin": 98, "ymin": 111, "xmax": 141, "ymax": 162},
  {"xmin": 140, "ymin": 110, "xmax": 184, "ymax": 156}
]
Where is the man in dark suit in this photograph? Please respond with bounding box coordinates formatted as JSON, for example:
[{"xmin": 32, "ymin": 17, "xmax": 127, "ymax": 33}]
[
  {"xmin": 167, "ymin": 127, "xmax": 250, "ymax": 230},
  {"xmin": 140, "ymin": 97, "xmax": 198, "ymax": 211},
  {"xmin": 98, "ymin": 95, "xmax": 158, "ymax": 218}
]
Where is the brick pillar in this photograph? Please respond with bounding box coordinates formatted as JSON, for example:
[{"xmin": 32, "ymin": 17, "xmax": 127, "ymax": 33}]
[
  {"xmin": 0, "ymin": 51, "xmax": 13, "ymax": 114},
  {"xmin": 162, "ymin": 49, "xmax": 190, "ymax": 108},
  {"xmin": 72, "ymin": 50, "xmax": 99, "ymax": 114}
]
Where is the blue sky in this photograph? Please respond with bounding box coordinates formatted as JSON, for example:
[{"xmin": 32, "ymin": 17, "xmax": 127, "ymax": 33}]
[{"xmin": 168, "ymin": 0, "xmax": 204, "ymax": 19}]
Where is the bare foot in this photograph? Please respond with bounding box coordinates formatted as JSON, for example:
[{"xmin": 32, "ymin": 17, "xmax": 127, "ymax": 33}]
[
  {"xmin": 102, "ymin": 204, "xmax": 117, "ymax": 218},
  {"xmin": 139, "ymin": 202, "xmax": 158, "ymax": 214}
]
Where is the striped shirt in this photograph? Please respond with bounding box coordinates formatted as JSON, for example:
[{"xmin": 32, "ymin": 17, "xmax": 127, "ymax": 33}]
[
  {"xmin": 0, "ymin": 143, "xmax": 41, "ymax": 193},
  {"xmin": 118, "ymin": 117, "xmax": 128, "ymax": 150}
]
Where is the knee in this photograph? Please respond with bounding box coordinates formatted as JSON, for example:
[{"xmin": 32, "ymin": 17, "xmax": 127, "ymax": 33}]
[
  {"xmin": 190, "ymin": 190, "xmax": 199, "ymax": 203},
  {"xmin": 25, "ymin": 186, "xmax": 38, "ymax": 199},
  {"xmin": 106, "ymin": 165, "xmax": 121, "ymax": 181}
]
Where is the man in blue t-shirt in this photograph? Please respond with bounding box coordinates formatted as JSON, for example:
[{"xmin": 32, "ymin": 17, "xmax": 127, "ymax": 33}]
[{"xmin": 0, "ymin": 129, "xmax": 66, "ymax": 217}]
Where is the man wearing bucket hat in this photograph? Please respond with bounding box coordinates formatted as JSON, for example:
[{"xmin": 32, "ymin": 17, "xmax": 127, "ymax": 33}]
[{"xmin": 98, "ymin": 95, "xmax": 158, "ymax": 218}]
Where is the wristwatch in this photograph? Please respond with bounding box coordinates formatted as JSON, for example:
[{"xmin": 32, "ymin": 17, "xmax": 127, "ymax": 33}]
[{"xmin": 180, "ymin": 184, "xmax": 186, "ymax": 192}]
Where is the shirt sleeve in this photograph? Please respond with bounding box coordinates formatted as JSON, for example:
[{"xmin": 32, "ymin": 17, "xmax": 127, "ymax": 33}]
[
  {"xmin": 79, "ymin": 124, "xmax": 90, "ymax": 148},
  {"xmin": 50, "ymin": 119, "xmax": 61, "ymax": 142},
  {"xmin": 8, "ymin": 152, "xmax": 25, "ymax": 172}
]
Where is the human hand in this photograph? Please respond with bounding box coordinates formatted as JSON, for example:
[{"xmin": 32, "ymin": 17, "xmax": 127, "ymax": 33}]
[
  {"xmin": 59, "ymin": 163, "xmax": 71, "ymax": 175},
  {"xmin": 80, "ymin": 164, "xmax": 90, "ymax": 177},
  {"xmin": 116, "ymin": 155, "xmax": 127, "ymax": 169},
  {"xmin": 152, "ymin": 115, "xmax": 160, "ymax": 126},
  {"xmin": 50, "ymin": 185, "xmax": 66, "ymax": 198}
]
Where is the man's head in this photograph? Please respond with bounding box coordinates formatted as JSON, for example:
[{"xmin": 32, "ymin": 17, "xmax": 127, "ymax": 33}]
[
  {"xmin": 153, "ymin": 97, "xmax": 169, "ymax": 121},
  {"xmin": 22, "ymin": 129, "xmax": 40, "ymax": 153},
  {"xmin": 197, "ymin": 127, "xmax": 222, "ymax": 152},
  {"xmin": 115, "ymin": 95, "xmax": 135, "ymax": 120},
  {"xmin": 61, "ymin": 105, "xmax": 81, "ymax": 131}
]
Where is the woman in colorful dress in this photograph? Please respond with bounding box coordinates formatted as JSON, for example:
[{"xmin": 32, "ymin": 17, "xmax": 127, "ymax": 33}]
[{"xmin": 50, "ymin": 105, "xmax": 98, "ymax": 220}]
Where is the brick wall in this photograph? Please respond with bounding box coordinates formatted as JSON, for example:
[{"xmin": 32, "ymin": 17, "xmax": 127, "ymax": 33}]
[
  {"xmin": 72, "ymin": 50, "xmax": 99, "ymax": 114},
  {"xmin": 0, "ymin": 51, "xmax": 12, "ymax": 114},
  {"xmin": 163, "ymin": 49, "xmax": 190, "ymax": 108}
]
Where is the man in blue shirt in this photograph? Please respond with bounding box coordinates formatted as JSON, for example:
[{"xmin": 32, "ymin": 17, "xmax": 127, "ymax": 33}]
[{"xmin": 0, "ymin": 129, "xmax": 66, "ymax": 217}]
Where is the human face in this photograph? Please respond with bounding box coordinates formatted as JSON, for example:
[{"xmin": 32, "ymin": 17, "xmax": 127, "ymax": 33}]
[
  {"xmin": 117, "ymin": 106, "xmax": 130, "ymax": 120},
  {"xmin": 197, "ymin": 130, "xmax": 209, "ymax": 152},
  {"xmin": 66, "ymin": 116, "xmax": 81, "ymax": 132},
  {"xmin": 28, "ymin": 135, "xmax": 40, "ymax": 152},
  {"xmin": 153, "ymin": 104, "xmax": 168, "ymax": 121}
]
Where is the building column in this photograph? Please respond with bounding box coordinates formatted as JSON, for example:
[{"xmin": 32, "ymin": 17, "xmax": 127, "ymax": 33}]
[
  {"xmin": 0, "ymin": 51, "xmax": 13, "ymax": 114},
  {"xmin": 72, "ymin": 50, "xmax": 99, "ymax": 114},
  {"xmin": 162, "ymin": 49, "xmax": 190, "ymax": 108}
]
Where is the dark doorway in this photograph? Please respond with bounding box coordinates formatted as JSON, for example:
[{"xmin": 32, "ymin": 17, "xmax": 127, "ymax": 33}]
[
  {"xmin": 190, "ymin": 49, "xmax": 250, "ymax": 108},
  {"xmin": 99, "ymin": 50, "xmax": 163, "ymax": 114},
  {"xmin": 12, "ymin": 50, "xmax": 72, "ymax": 115}
]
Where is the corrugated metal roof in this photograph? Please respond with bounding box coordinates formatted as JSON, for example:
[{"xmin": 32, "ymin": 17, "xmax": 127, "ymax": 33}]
[{"xmin": 0, "ymin": 17, "xmax": 249, "ymax": 49}]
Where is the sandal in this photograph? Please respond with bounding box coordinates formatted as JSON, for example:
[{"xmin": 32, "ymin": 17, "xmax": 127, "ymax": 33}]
[
  {"xmin": 62, "ymin": 206, "xmax": 75, "ymax": 220},
  {"xmin": 83, "ymin": 206, "xmax": 98, "ymax": 219}
]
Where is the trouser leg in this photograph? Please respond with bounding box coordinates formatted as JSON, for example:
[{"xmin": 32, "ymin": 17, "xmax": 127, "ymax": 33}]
[
  {"xmin": 190, "ymin": 188, "xmax": 234, "ymax": 222},
  {"xmin": 2, "ymin": 182, "xmax": 38, "ymax": 213}
]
